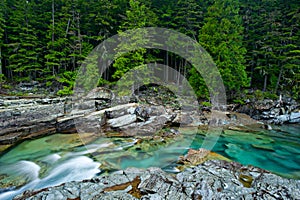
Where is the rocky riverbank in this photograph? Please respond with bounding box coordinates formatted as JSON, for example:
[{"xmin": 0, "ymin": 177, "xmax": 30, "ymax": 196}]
[
  {"xmin": 1, "ymin": 86, "xmax": 300, "ymax": 199},
  {"xmin": 233, "ymin": 96, "xmax": 300, "ymax": 124},
  {"xmin": 14, "ymin": 160, "xmax": 300, "ymax": 200},
  {"xmin": 1, "ymin": 86, "xmax": 299, "ymax": 152},
  {"xmin": 0, "ymin": 85, "xmax": 211, "ymax": 150}
]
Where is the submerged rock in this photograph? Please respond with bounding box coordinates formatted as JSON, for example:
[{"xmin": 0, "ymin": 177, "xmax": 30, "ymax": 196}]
[
  {"xmin": 177, "ymin": 148, "xmax": 231, "ymax": 171},
  {"xmin": 14, "ymin": 160, "xmax": 300, "ymax": 200}
]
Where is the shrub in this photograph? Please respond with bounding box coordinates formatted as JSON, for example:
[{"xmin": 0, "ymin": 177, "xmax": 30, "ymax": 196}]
[{"xmin": 201, "ymin": 101, "xmax": 211, "ymax": 107}]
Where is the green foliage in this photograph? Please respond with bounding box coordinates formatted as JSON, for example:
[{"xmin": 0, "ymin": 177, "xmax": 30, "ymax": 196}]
[
  {"xmin": 174, "ymin": 0, "xmax": 203, "ymax": 40},
  {"xmin": 253, "ymin": 90, "xmax": 264, "ymax": 101},
  {"xmin": 0, "ymin": 0, "xmax": 298, "ymax": 100},
  {"xmin": 57, "ymin": 86, "xmax": 73, "ymax": 96},
  {"xmin": 2, "ymin": 84, "xmax": 11, "ymax": 89},
  {"xmin": 201, "ymin": 101, "xmax": 211, "ymax": 107},
  {"xmin": 46, "ymin": 81, "xmax": 52, "ymax": 87},
  {"xmin": 199, "ymin": 0, "xmax": 249, "ymax": 93},
  {"xmin": 112, "ymin": 0, "xmax": 158, "ymax": 94},
  {"xmin": 56, "ymin": 71, "xmax": 77, "ymax": 96},
  {"xmin": 188, "ymin": 67, "xmax": 209, "ymax": 99},
  {"xmin": 5, "ymin": 0, "xmax": 42, "ymax": 81},
  {"xmin": 240, "ymin": 0, "xmax": 300, "ymax": 95},
  {"xmin": 233, "ymin": 99, "xmax": 245, "ymax": 105},
  {"xmin": 263, "ymin": 92, "xmax": 278, "ymax": 100},
  {"xmin": 253, "ymin": 90, "xmax": 278, "ymax": 100},
  {"xmin": 0, "ymin": 74, "xmax": 5, "ymax": 84}
]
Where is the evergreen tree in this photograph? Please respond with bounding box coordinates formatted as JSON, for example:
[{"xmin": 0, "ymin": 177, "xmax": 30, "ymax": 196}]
[
  {"xmin": 280, "ymin": 1, "xmax": 300, "ymax": 98},
  {"xmin": 249, "ymin": 0, "xmax": 282, "ymax": 92},
  {"xmin": 0, "ymin": 0, "xmax": 298, "ymax": 99},
  {"xmin": 6, "ymin": 0, "xmax": 42, "ymax": 81},
  {"xmin": 240, "ymin": 0, "xmax": 300, "ymax": 96},
  {"xmin": 174, "ymin": 0, "xmax": 203, "ymax": 40},
  {"xmin": 0, "ymin": 0, "xmax": 6, "ymax": 77},
  {"xmin": 198, "ymin": 0, "xmax": 249, "ymax": 97},
  {"xmin": 113, "ymin": 0, "xmax": 157, "ymax": 79}
]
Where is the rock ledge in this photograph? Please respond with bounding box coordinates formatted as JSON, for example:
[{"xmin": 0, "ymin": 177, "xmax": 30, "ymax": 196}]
[{"xmin": 14, "ymin": 160, "xmax": 300, "ymax": 200}]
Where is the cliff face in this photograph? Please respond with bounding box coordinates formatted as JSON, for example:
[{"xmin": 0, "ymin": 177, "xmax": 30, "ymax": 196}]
[{"xmin": 14, "ymin": 160, "xmax": 300, "ymax": 200}]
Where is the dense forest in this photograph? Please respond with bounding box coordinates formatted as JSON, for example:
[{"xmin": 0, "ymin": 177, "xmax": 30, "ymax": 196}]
[{"xmin": 0, "ymin": 0, "xmax": 299, "ymax": 100}]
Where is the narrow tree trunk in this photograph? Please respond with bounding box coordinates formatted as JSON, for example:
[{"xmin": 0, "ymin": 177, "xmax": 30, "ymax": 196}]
[
  {"xmin": 177, "ymin": 61, "xmax": 181, "ymax": 85},
  {"xmin": 274, "ymin": 65, "xmax": 283, "ymax": 94},
  {"xmin": 52, "ymin": 0, "xmax": 55, "ymax": 42},
  {"xmin": 66, "ymin": 18, "xmax": 70, "ymax": 37},
  {"xmin": 52, "ymin": 0, "xmax": 55, "ymax": 76},
  {"xmin": 263, "ymin": 74, "xmax": 267, "ymax": 92},
  {"xmin": 77, "ymin": 12, "xmax": 81, "ymax": 56},
  {"xmin": 9, "ymin": 68, "xmax": 13, "ymax": 80},
  {"xmin": 165, "ymin": 50, "xmax": 168, "ymax": 82},
  {"xmin": 0, "ymin": 46, "xmax": 2, "ymax": 75}
]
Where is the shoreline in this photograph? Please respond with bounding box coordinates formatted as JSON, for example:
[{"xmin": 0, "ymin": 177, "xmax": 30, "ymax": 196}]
[
  {"xmin": 0, "ymin": 91, "xmax": 300, "ymax": 199},
  {"xmin": 0, "ymin": 90, "xmax": 299, "ymax": 152},
  {"xmin": 12, "ymin": 160, "xmax": 300, "ymax": 200}
]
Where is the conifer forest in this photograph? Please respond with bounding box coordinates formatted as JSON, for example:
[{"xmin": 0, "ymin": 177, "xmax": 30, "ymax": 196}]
[{"xmin": 0, "ymin": 0, "xmax": 299, "ymax": 100}]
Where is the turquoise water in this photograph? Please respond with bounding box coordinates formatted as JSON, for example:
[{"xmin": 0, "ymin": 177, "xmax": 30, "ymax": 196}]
[
  {"xmin": 198, "ymin": 125, "xmax": 300, "ymax": 178},
  {"xmin": 0, "ymin": 124, "xmax": 299, "ymax": 199}
]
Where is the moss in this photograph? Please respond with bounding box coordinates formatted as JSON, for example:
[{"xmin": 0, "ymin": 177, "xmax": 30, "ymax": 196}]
[{"xmin": 238, "ymin": 174, "xmax": 253, "ymax": 188}]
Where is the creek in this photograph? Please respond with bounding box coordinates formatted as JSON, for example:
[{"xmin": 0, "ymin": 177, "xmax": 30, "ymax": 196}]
[{"xmin": 0, "ymin": 124, "xmax": 299, "ymax": 200}]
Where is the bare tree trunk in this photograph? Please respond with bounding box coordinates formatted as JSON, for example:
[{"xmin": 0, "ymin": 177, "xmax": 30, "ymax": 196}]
[
  {"xmin": 274, "ymin": 65, "xmax": 283, "ymax": 94},
  {"xmin": 52, "ymin": 0, "xmax": 55, "ymax": 42},
  {"xmin": 0, "ymin": 46, "xmax": 2, "ymax": 75},
  {"xmin": 263, "ymin": 74, "xmax": 267, "ymax": 92},
  {"xmin": 10, "ymin": 68, "xmax": 13, "ymax": 80},
  {"xmin": 177, "ymin": 61, "xmax": 181, "ymax": 85},
  {"xmin": 77, "ymin": 12, "xmax": 81, "ymax": 56},
  {"xmin": 165, "ymin": 50, "xmax": 168, "ymax": 82},
  {"xmin": 52, "ymin": 0, "xmax": 55, "ymax": 76},
  {"xmin": 65, "ymin": 18, "xmax": 70, "ymax": 37}
]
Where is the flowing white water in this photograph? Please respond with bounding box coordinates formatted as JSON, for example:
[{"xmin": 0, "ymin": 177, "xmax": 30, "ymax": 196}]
[
  {"xmin": 37, "ymin": 156, "xmax": 100, "ymax": 189},
  {"xmin": 0, "ymin": 160, "xmax": 41, "ymax": 182},
  {"xmin": 0, "ymin": 156, "xmax": 100, "ymax": 200},
  {"xmin": 0, "ymin": 125, "xmax": 299, "ymax": 199},
  {"xmin": 40, "ymin": 154, "xmax": 61, "ymax": 164}
]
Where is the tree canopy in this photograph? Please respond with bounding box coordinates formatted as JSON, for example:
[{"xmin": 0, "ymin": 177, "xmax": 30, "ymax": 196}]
[{"xmin": 0, "ymin": 0, "xmax": 299, "ymax": 100}]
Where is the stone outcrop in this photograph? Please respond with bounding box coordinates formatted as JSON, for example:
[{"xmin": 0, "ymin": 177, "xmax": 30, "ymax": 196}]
[
  {"xmin": 2, "ymin": 86, "xmax": 298, "ymax": 152},
  {"xmin": 0, "ymin": 87, "xmax": 203, "ymax": 150},
  {"xmin": 0, "ymin": 96, "xmax": 66, "ymax": 148},
  {"xmin": 234, "ymin": 97, "xmax": 300, "ymax": 124},
  {"xmin": 14, "ymin": 160, "xmax": 300, "ymax": 200},
  {"xmin": 1, "ymin": 86, "xmax": 300, "ymax": 199}
]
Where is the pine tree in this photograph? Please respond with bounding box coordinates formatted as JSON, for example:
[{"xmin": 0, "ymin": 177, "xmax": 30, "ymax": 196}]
[
  {"xmin": 280, "ymin": 1, "xmax": 300, "ymax": 98},
  {"xmin": 250, "ymin": 0, "xmax": 282, "ymax": 92},
  {"xmin": 6, "ymin": 0, "xmax": 42, "ymax": 81},
  {"xmin": 0, "ymin": 0, "xmax": 6, "ymax": 77},
  {"xmin": 198, "ymin": 0, "xmax": 249, "ymax": 97},
  {"xmin": 113, "ymin": 0, "xmax": 157, "ymax": 79},
  {"xmin": 111, "ymin": 0, "xmax": 158, "ymax": 95},
  {"xmin": 174, "ymin": 0, "xmax": 204, "ymax": 40},
  {"xmin": 240, "ymin": 0, "xmax": 299, "ymax": 95}
]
